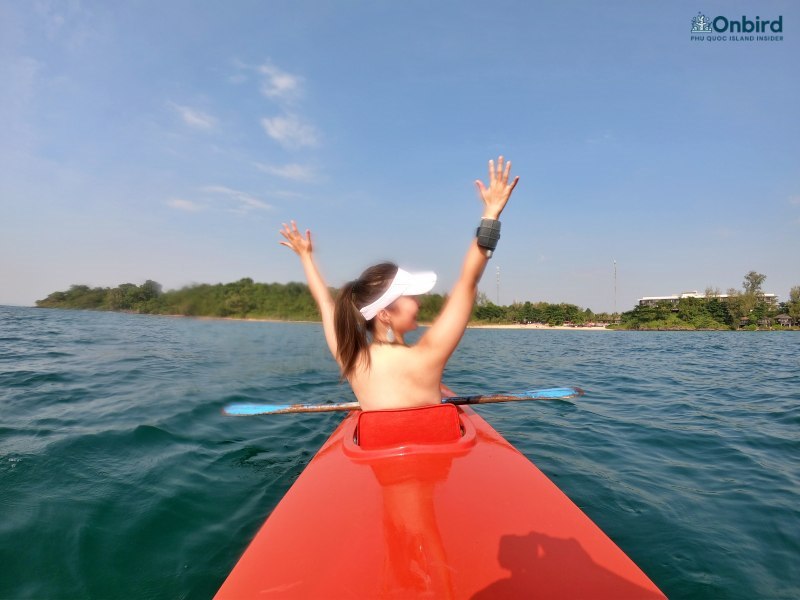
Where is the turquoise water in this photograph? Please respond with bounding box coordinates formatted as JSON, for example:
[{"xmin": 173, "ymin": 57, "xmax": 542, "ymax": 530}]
[{"xmin": 1, "ymin": 306, "xmax": 798, "ymax": 599}]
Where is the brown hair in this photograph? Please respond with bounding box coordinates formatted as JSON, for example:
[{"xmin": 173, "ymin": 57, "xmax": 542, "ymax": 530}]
[{"xmin": 334, "ymin": 262, "xmax": 398, "ymax": 381}]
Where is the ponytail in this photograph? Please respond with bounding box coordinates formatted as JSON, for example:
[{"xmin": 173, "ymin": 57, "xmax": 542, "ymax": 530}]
[
  {"xmin": 334, "ymin": 280, "xmax": 371, "ymax": 381},
  {"xmin": 334, "ymin": 262, "xmax": 398, "ymax": 381}
]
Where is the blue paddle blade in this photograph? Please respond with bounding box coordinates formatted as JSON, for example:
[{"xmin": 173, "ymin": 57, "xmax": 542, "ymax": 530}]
[
  {"xmin": 518, "ymin": 387, "xmax": 582, "ymax": 399},
  {"xmin": 224, "ymin": 403, "xmax": 291, "ymax": 416},
  {"xmin": 223, "ymin": 400, "xmax": 361, "ymax": 415}
]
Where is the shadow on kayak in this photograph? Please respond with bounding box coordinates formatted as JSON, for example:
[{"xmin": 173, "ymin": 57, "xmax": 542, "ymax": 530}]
[{"xmin": 471, "ymin": 531, "xmax": 665, "ymax": 599}]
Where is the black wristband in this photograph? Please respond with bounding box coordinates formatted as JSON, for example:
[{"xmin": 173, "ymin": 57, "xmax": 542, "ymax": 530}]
[{"xmin": 476, "ymin": 218, "xmax": 501, "ymax": 258}]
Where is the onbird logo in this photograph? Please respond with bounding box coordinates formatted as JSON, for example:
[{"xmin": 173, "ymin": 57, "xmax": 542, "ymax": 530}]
[
  {"xmin": 689, "ymin": 10, "xmax": 784, "ymax": 42},
  {"xmin": 691, "ymin": 13, "xmax": 713, "ymax": 33}
]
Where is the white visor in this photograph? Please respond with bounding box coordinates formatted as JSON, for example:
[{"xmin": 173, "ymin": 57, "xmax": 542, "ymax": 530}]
[{"xmin": 359, "ymin": 268, "xmax": 437, "ymax": 320}]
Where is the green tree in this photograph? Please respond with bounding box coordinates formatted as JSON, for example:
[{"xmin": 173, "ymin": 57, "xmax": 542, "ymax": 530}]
[
  {"xmin": 726, "ymin": 288, "xmax": 755, "ymax": 328},
  {"xmin": 141, "ymin": 280, "xmax": 163, "ymax": 300},
  {"xmin": 677, "ymin": 297, "xmax": 703, "ymax": 323},
  {"xmin": 505, "ymin": 302, "xmax": 524, "ymax": 323},
  {"xmin": 521, "ymin": 302, "xmax": 546, "ymax": 323},
  {"xmin": 418, "ymin": 293, "xmax": 446, "ymax": 322},
  {"xmin": 474, "ymin": 302, "xmax": 505, "ymax": 322},
  {"xmin": 743, "ymin": 271, "xmax": 766, "ymax": 295},
  {"xmin": 788, "ymin": 286, "xmax": 800, "ymax": 323},
  {"xmin": 105, "ymin": 288, "xmax": 126, "ymax": 310},
  {"xmin": 119, "ymin": 283, "xmax": 142, "ymax": 307},
  {"xmin": 705, "ymin": 298, "xmax": 731, "ymax": 327},
  {"xmin": 544, "ymin": 304, "xmax": 565, "ymax": 326}
]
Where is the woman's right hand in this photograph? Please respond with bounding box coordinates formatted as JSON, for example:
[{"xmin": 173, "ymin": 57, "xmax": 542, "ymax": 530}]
[
  {"xmin": 279, "ymin": 220, "xmax": 338, "ymax": 360},
  {"xmin": 279, "ymin": 220, "xmax": 313, "ymax": 258},
  {"xmin": 475, "ymin": 156, "xmax": 519, "ymax": 220}
]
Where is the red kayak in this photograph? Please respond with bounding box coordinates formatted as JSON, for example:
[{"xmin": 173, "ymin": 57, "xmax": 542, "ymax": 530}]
[{"xmin": 216, "ymin": 404, "xmax": 666, "ymax": 599}]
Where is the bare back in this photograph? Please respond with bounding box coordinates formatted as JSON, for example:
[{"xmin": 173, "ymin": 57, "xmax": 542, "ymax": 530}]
[{"xmin": 349, "ymin": 344, "xmax": 443, "ymax": 411}]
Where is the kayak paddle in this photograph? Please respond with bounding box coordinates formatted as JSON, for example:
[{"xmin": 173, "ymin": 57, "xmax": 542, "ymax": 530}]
[{"xmin": 223, "ymin": 386, "xmax": 584, "ymax": 416}]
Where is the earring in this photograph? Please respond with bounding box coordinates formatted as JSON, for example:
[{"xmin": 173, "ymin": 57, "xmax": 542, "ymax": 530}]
[{"xmin": 386, "ymin": 326, "xmax": 395, "ymax": 343}]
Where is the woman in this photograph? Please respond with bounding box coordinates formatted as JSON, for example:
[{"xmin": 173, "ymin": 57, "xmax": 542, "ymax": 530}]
[{"xmin": 279, "ymin": 156, "xmax": 518, "ymax": 411}]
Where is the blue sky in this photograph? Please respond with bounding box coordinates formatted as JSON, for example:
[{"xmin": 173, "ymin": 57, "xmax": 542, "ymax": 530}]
[{"xmin": 1, "ymin": 0, "xmax": 798, "ymax": 312}]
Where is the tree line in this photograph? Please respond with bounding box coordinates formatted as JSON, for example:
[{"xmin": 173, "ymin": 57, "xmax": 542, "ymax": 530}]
[
  {"xmin": 35, "ymin": 279, "xmax": 608, "ymax": 325},
  {"xmin": 472, "ymin": 294, "xmax": 614, "ymax": 325},
  {"xmin": 36, "ymin": 270, "xmax": 799, "ymax": 329},
  {"xmin": 616, "ymin": 272, "xmax": 800, "ymax": 330},
  {"xmin": 37, "ymin": 279, "xmax": 322, "ymax": 320}
]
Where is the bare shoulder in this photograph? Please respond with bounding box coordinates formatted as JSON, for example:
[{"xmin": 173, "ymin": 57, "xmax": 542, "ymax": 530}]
[
  {"xmin": 370, "ymin": 343, "xmax": 415, "ymax": 362},
  {"xmin": 369, "ymin": 343, "xmax": 435, "ymax": 371}
]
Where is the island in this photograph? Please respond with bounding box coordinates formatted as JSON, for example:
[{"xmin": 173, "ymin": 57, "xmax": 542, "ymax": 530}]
[{"xmin": 35, "ymin": 271, "xmax": 799, "ymax": 331}]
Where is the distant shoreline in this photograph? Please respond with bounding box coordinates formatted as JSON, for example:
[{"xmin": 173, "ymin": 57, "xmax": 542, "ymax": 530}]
[
  {"xmin": 25, "ymin": 307, "xmax": 799, "ymax": 330},
  {"xmin": 466, "ymin": 323, "xmax": 610, "ymax": 331},
  {"xmin": 161, "ymin": 313, "xmax": 611, "ymax": 330},
  {"xmin": 157, "ymin": 315, "xmax": 798, "ymax": 331},
  {"xmin": 158, "ymin": 313, "xmax": 319, "ymax": 325}
]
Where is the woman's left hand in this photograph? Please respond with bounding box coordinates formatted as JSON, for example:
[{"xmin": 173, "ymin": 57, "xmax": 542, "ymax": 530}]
[
  {"xmin": 475, "ymin": 156, "xmax": 519, "ymax": 220},
  {"xmin": 279, "ymin": 221, "xmax": 313, "ymax": 257},
  {"xmin": 440, "ymin": 382, "xmax": 457, "ymax": 398}
]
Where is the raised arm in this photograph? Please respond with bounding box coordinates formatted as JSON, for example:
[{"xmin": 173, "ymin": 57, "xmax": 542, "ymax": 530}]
[
  {"xmin": 279, "ymin": 221, "xmax": 338, "ymax": 360},
  {"xmin": 418, "ymin": 157, "xmax": 519, "ymax": 363}
]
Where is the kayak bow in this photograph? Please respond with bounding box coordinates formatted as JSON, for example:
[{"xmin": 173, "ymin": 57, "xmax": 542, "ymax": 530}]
[{"xmin": 216, "ymin": 404, "xmax": 665, "ymax": 599}]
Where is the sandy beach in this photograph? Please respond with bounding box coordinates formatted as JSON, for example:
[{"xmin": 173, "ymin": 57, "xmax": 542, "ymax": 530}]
[{"xmin": 466, "ymin": 323, "xmax": 611, "ymax": 331}]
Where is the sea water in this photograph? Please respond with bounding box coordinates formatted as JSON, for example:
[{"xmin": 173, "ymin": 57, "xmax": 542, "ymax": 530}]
[{"xmin": 1, "ymin": 306, "xmax": 798, "ymax": 599}]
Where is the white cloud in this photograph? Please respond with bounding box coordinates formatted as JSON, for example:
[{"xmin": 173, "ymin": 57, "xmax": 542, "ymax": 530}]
[
  {"xmin": 259, "ymin": 62, "xmax": 303, "ymax": 102},
  {"xmin": 261, "ymin": 114, "xmax": 319, "ymax": 148},
  {"xmin": 34, "ymin": 0, "xmax": 93, "ymax": 47},
  {"xmin": 586, "ymin": 131, "xmax": 616, "ymax": 145},
  {"xmin": 255, "ymin": 162, "xmax": 316, "ymax": 182},
  {"xmin": 34, "ymin": 1, "xmax": 65, "ymax": 38},
  {"xmin": 167, "ymin": 198, "xmax": 204, "ymax": 212},
  {"xmin": 230, "ymin": 60, "xmax": 320, "ymax": 149},
  {"xmin": 200, "ymin": 185, "xmax": 273, "ymax": 212},
  {"xmin": 170, "ymin": 103, "xmax": 217, "ymax": 130},
  {"xmin": 789, "ymin": 195, "xmax": 800, "ymax": 206}
]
